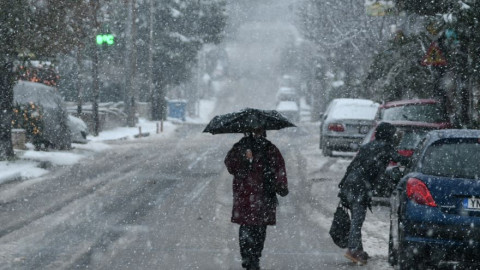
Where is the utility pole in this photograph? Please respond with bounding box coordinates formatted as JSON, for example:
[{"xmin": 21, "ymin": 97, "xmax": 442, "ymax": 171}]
[
  {"xmin": 92, "ymin": 1, "xmax": 101, "ymax": 136},
  {"xmin": 148, "ymin": 0, "xmax": 166, "ymax": 121},
  {"xmin": 75, "ymin": 50, "xmax": 83, "ymax": 115},
  {"xmin": 148, "ymin": 0, "xmax": 155, "ymax": 120},
  {"xmin": 124, "ymin": 0, "xmax": 137, "ymax": 127}
]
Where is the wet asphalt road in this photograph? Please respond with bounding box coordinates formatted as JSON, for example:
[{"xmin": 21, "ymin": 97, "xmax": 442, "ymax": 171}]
[
  {"xmin": 0, "ymin": 1, "xmax": 401, "ymax": 268},
  {"xmin": 0, "ymin": 122, "xmax": 377, "ymax": 270}
]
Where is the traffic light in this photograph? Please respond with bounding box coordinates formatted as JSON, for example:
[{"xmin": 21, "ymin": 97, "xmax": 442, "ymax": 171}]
[{"xmin": 96, "ymin": 34, "xmax": 115, "ymax": 45}]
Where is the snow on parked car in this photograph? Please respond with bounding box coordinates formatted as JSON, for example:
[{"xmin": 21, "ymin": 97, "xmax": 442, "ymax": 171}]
[
  {"xmin": 275, "ymin": 86, "xmax": 299, "ymax": 105},
  {"xmin": 67, "ymin": 115, "xmax": 89, "ymax": 144},
  {"xmin": 276, "ymin": 101, "xmax": 300, "ymax": 122},
  {"xmin": 377, "ymin": 99, "xmax": 451, "ymax": 128},
  {"xmin": 13, "ymin": 80, "xmax": 71, "ymax": 150}
]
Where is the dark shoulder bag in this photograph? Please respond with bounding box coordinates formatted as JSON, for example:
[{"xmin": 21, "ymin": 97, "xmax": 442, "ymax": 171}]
[{"xmin": 329, "ymin": 202, "xmax": 351, "ymax": 248}]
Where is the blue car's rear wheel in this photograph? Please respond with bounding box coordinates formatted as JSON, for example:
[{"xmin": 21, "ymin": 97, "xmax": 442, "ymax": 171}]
[
  {"xmin": 397, "ymin": 243, "xmax": 416, "ymax": 270},
  {"xmin": 397, "ymin": 222, "xmax": 424, "ymax": 270}
]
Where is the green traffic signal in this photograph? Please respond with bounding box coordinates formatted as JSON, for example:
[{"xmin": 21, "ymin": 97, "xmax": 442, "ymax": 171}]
[{"xmin": 96, "ymin": 34, "xmax": 115, "ymax": 45}]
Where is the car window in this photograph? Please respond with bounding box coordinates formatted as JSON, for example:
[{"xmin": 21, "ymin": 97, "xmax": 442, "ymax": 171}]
[
  {"xmin": 405, "ymin": 136, "xmax": 428, "ymax": 172},
  {"xmin": 420, "ymin": 139, "xmax": 480, "ymax": 179},
  {"xmin": 381, "ymin": 103, "xmax": 448, "ymax": 123},
  {"xmin": 396, "ymin": 128, "xmax": 431, "ymax": 150}
]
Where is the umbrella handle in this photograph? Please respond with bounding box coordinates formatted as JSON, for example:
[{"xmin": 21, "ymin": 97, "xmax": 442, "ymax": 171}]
[{"xmin": 245, "ymin": 149, "xmax": 253, "ymax": 162}]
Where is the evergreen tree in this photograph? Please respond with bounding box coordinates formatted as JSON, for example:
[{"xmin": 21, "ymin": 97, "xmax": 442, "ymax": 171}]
[
  {"xmin": 0, "ymin": 0, "xmax": 88, "ymax": 160},
  {"xmin": 297, "ymin": 0, "xmax": 396, "ymax": 113}
]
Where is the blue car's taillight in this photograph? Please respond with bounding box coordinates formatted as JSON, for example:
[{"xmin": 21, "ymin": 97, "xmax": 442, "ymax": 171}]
[{"xmin": 406, "ymin": 178, "xmax": 437, "ymax": 207}]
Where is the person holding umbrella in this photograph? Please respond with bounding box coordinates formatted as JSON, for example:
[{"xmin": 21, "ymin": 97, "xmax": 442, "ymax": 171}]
[
  {"xmin": 224, "ymin": 127, "xmax": 289, "ymax": 270},
  {"xmin": 204, "ymin": 107, "xmax": 294, "ymax": 269}
]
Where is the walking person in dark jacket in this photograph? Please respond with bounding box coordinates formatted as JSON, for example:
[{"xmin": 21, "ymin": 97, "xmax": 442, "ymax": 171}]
[
  {"xmin": 224, "ymin": 127, "xmax": 289, "ymax": 270},
  {"xmin": 338, "ymin": 122, "xmax": 409, "ymax": 265}
]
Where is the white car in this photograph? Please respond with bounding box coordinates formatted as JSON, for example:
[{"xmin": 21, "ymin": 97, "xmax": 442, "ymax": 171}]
[
  {"xmin": 319, "ymin": 98, "xmax": 379, "ymax": 156},
  {"xmin": 276, "ymin": 101, "xmax": 300, "ymax": 122},
  {"xmin": 275, "ymin": 87, "xmax": 299, "ymax": 105}
]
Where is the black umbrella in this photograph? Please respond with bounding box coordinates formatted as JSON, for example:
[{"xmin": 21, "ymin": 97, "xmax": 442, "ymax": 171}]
[{"xmin": 203, "ymin": 107, "xmax": 296, "ymax": 134}]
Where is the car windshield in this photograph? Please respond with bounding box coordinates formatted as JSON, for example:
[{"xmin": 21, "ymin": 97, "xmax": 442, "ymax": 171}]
[
  {"xmin": 381, "ymin": 103, "xmax": 448, "ymax": 123},
  {"xmin": 420, "ymin": 139, "xmax": 480, "ymax": 179}
]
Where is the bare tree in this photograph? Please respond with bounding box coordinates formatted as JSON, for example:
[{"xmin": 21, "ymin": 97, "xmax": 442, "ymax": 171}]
[{"xmin": 297, "ymin": 0, "xmax": 396, "ymax": 111}]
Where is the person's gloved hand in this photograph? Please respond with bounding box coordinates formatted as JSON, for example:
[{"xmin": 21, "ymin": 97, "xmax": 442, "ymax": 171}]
[{"xmin": 276, "ymin": 185, "xmax": 289, "ymax": 197}]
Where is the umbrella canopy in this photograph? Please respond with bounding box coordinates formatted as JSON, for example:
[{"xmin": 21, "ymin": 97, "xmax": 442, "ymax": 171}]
[{"xmin": 203, "ymin": 107, "xmax": 296, "ymax": 134}]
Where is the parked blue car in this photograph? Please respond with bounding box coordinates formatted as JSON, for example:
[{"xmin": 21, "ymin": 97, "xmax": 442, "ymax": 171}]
[{"xmin": 388, "ymin": 129, "xmax": 480, "ymax": 269}]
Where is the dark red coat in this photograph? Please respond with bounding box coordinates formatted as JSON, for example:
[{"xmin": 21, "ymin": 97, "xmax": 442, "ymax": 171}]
[{"xmin": 224, "ymin": 136, "xmax": 288, "ymax": 225}]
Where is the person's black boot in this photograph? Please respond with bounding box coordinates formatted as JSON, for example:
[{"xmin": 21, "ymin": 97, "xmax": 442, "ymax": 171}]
[
  {"xmin": 241, "ymin": 257, "xmax": 250, "ymax": 269},
  {"xmin": 247, "ymin": 256, "xmax": 260, "ymax": 270}
]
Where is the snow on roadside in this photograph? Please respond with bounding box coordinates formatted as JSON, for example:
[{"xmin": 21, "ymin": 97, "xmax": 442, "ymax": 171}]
[
  {"xmin": 20, "ymin": 149, "xmax": 85, "ymax": 166},
  {"xmin": 0, "ymin": 160, "xmax": 48, "ymax": 184},
  {"xmin": 0, "ymin": 117, "xmax": 178, "ymax": 185},
  {"xmin": 87, "ymin": 118, "xmax": 176, "ymax": 142},
  {"xmin": 0, "ymin": 96, "xmax": 217, "ymax": 186}
]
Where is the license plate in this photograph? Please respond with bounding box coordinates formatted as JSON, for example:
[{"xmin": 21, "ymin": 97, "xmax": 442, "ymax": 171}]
[{"xmin": 463, "ymin": 197, "xmax": 480, "ymax": 210}]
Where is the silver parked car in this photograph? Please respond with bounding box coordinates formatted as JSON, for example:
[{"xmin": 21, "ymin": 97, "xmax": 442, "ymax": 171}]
[{"xmin": 319, "ymin": 98, "xmax": 379, "ymax": 156}]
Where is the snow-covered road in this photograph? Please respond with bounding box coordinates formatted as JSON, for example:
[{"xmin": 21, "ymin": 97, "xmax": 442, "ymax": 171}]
[{"xmin": 0, "ymin": 122, "xmax": 393, "ymax": 269}]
